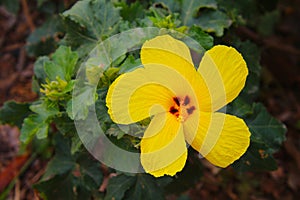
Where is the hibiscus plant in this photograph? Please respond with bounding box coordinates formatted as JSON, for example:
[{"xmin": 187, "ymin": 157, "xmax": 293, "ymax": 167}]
[{"xmin": 0, "ymin": 0, "xmax": 286, "ymax": 199}]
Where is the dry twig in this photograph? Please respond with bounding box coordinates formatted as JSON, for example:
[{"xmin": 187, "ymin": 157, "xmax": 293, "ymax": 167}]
[{"xmin": 20, "ymin": 0, "xmax": 35, "ymax": 32}]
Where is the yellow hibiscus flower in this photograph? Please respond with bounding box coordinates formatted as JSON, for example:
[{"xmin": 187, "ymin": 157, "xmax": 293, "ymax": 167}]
[{"xmin": 106, "ymin": 34, "xmax": 250, "ymax": 177}]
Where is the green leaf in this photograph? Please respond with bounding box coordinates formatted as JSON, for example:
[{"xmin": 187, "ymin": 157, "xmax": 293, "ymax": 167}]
[
  {"xmin": 85, "ymin": 57, "xmax": 105, "ymax": 85},
  {"xmin": 31, "ymin": 137, "xmax": 51, "ymax": 158},
  {"xmin": 246, "ymin": 103, "xmax": 286, "ymax": 153},
  {"xmin": 193, "ymin": 10, "xmax": 232, "ymax": 36},
  {"xmin": 30, "ymin": 102, "xmax": 60, "ymax": 119},
  {"xmin": 181, "ymin": 0, "xmax": 218, "ymax": 26},
  {"xmin": 76, "ymin": 152, "xmax": 103, "ymax": 190},
  {"xmin": 233, "ymin": 40, "xmax": 262, "ymax": 102},
  {"xmin": 20, "ymin": 102, "xmax": 59, "ymax": 144},
  {"xmin": 177, "ymin": 0, "xmax": 231, "ymax": 36},
  {"xmin": 104, "ymin": 174, "xmax": 136, "ymax": 200},
  {"xmin": 37, "ymin": 135, "xmax": 102, "ymax": 199},
  {"xmin": 229, "ymin": 101, "xmax": 286, "ymax": 154},
  {"xmin": 173, "ymin": 0, "xmax": 229, "ymax": 35},
  {"xmin": 60, "ymin": 17, "xmax": 97, "ymax": 57},
  {"xmin": 75, "ymin": 186, "xmax": 91, "ymax": 200},
  {"xmin": 119, "ymin": 55, "xmax": 142, "ymax": 73},
  {"xmin": 228, "ymin": 97, "xmax": 286, "ymax": 171},
  {"xmin": 105, "ymin": 173, "xmax": 164, "ymax": 200},
  {"xmin": 43, "ymin": 134, "xmax": 75, "ymax": 178},
  {"xmin": 107, "ymin": 135, "xmax": 139, "ymax": 153},
  {"xmin": 188, "ymin": 25, "xmax": 214, "ymax": 50},
  {"xmin": 216, "ymin": 0, "xmax": 259, "ymax": 22},
  {"xmin": 0, "ymin": 101, "xmax": 31, "ymax": 128},
  {"xmin": 229, "ymin": 102, "xmax": 286, "ymax": 172},
  {"xmin": 99, "ymin": 67, "xmax": 120, "ymax": 87},
  {"xmin": 124, "ymin": 174, "xmax": 165, "ymax": 200},
  {"xmin": 165, "ymin": 151, "xmax": 203, "ymax": 194},
  {"xmin": 26, "ymin": 16, "xmax": 63, "ymax": 57},
  {"xmin": 53, "ymin": 113, "xmax": 77, "ymax": 136},
  {"xmin": 62, "ymin": 0, "xmax": 121, "ymax": 56},
  {"xmin": 71, "ymin": 133, "xmax": 83, "ymax": 154},
  {"xmin": 0, "ymin": 0, "xmax": 19, "ymax": 14},
  {"xmin": 226, "ymin": 97, "xmax": 253, "ymax": 118},
  {"xmin": 36, "ymin": 123, "xmax": 49, "ymax": 139},
  {"xmin": 20, "ymin": 114, "xmax": 48, "ymax": 144},
  {"xmin": 44, "ymin": 46, "xmax": 78, "ymax": 81},
  {"xmin": 95, "ymin": 88, "xmax": 112, "ymax": 132},
  {"xmin": 118, "ymin": 1, "xmax": 145, "ymax": 22},
  {"xmin": 217, "ymin": 0, "xmax": 279, "ymax": 27},
  {"xmin": 153, "ymin": 0, "xmax": 182, "ymax": 13},
  {"xmin": 232, "ymin": 141, "xmax": 277, "ymax": 172},
  {"xmin": 33, "ymin": 56, "xmax": 50, "ymax": 85},
  {"xmin": 106, "ymin": 124, "xmax": 126, "ymax": 139},
  {"xmin": 67, "ymin": 84, "xmax": 97, "ymax": 120},
  {"xmin": 34, "ymin": 173, "xmax": 75, "ymax": 200},
  {"xmin": 104, "ymin": 174, "xmax": 164, "ymax": 200}
]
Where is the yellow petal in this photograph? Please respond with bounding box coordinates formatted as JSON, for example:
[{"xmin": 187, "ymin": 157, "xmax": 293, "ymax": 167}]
[
  {"xmin": 184, "ymin": 112, "xmax": 250, "ymax": 168},
  {"xmin": 141, "ymin": 34, "xmax": 212, "ymax": 111},
  {"xmin": 198, "ymin": 45, "xmax": 248, "ymax": 111},
  {"xmin": 141, "ymin": 112, "xmax": 187, "ymax": 177},
  {"xmin": 106, "ymin": 68, "xmax": 175, "ymax": 124},
  {"xmin": 106, "ymin": 61, "xmax": 206, "ymax": 124},
  {"xmin": 141, "ymin": 35, "xmax": 194, "ymax": 67}
]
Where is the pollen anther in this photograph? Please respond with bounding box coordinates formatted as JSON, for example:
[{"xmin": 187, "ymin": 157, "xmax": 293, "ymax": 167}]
[{"xmin": 169, "ymin": 95, "xmax": 195, "ymax": 121}]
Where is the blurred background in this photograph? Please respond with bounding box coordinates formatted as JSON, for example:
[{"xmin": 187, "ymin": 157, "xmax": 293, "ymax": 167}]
[{"xmin": 0, "ymin": 0, "xmax": 299, "ymax": 199}]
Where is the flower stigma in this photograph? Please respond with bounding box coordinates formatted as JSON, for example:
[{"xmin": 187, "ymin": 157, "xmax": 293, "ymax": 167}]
[{"xmin": 169, "ymin": 96, "xmax": 196, "ymax": 122}]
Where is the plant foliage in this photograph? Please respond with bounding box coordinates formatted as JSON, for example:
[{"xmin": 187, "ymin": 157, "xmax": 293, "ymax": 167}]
[{"xmin": 0, "ymin": 0, "xmax": 286, "ymax": 199}]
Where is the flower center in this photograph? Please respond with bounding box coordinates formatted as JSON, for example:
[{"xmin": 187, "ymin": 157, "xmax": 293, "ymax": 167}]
[{"xmin": 169, "ymin": 96, "xmax": 196, "ymax": 122}]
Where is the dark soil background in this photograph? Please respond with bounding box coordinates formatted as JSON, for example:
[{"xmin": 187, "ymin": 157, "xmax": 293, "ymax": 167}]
[{"xmin": 0, "ymin": 0, "xmax": 300, "ymax": 199}]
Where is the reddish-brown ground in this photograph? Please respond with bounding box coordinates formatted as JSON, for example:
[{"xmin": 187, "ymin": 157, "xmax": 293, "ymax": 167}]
[{"xmin": 0, "ymin": 0, "xmax": 299, "ymax": 199}]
